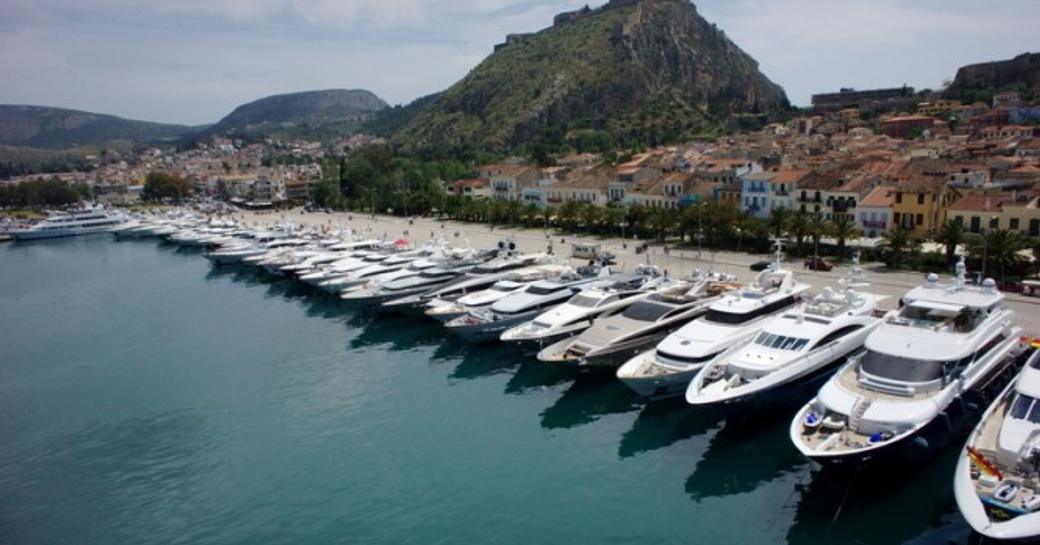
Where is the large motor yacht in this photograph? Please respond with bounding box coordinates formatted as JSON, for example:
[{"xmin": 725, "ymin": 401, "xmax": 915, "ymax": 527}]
[
  {"xmin": 790, "ymin": 259, "xmax": 1026, "ymax": 465},
  {"xmin": 537, "ymin": 270, "xmax": 739, "ymax": 370},
  {"xmin": 12, "ymin": 207, "xmax": 126, "ymax": 240},
  {"xmin": 685, "ymin": 257, "xmax": 884, "ymax": 408},
  {"xmin": 955, "ymin": 349, "xmax": 1040, "ymax": 541},
  {"xmin": 423, "ymin": 264, "xmax": 569, "ymax": 323},
  {"xmin": 443, "ymin": 264, "xmax": 612, "ymax": 343},
  {"xmin": 499, "ymin": 264, "xmax": 665, "ymax": 353},
  {"xmin": 340, "ymin": 253, "xmax": 485, "ymax": 308}
]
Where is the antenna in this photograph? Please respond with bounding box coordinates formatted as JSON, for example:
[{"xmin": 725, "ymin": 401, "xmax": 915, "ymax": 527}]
[{"xmin": 771, "ymin": 238, "xmax": 784, "ymax": 271}]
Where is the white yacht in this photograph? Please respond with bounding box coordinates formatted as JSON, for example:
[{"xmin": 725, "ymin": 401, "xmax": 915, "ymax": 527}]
[
  {"xmin": 499, "ymin": 264, "xmax": 665, "ymax": 353},
  {"xmin": 955, "ymin": 348, "xmax": 1040, "ymax": 541},
  {"xmin": 340, "ymin": 255, "xmax": 485, "ymax": 308},
  {"xmin": 616, "ymin": 249, "xmax": 807, "ymax": 400},
  {"xmin": 443, "ymin": 265, "xmax": 611, "ymax": 343},
  {"xmin": 424, "ymin": 264, "xmax": 569, "ymax": 323},
  {"xmin": 537, "ymin": 271, "xmax": 738, "ymax": 370},
  {"xmin": 685, "ymin": 258, "xmax": 884, "ymax": 408},
  {"xmin": 330, "ymin": 253, "xmax": 447, "ymax": 294},
  {"xmin": 791, "ymin": 259, "xmax": 1026, "ymax": 465},
  {"xmin": 12, "ymin": 207, "xmax": 126, "ymax": 240}
]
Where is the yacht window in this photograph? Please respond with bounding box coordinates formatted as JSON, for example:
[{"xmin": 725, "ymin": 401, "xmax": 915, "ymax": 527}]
[
  {"xmin": 527, "ymin": 285, "xmax": 562, "ymax": 295},
  {"xmin": 859, "ymin": 350, "xmax": 944, "ymax": 382},
  {"xmin": 569, "ymin": 295, "xmax": 602, "ymax": 308},
  {"xmin": 1011, "ymin": 394, "xmax": 1035, "ymax": 420},
  {"xmin": 622, "ymin": 302, "xmax": 674, "ymax": 321},
  {"xmin": 791, "ymin": 339, "xmax": 810, "ymax": 351},
  {"xmin": 811, "ymin": 325, "xmax": 864, "ymax": 350},
  {"xmin": 1028, "ymin": 399, "xmax": 1040, "ymax": 424},
  {"xmin": 753, "ymin": 333, "xmax": 810, "ymax": 351}
]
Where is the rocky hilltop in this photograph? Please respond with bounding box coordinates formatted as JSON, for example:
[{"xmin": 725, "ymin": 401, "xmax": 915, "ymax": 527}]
[
  {"xmin": 394, "ymin": 0, "xmax": 788, "ymax": 151},
  {"xmin": 0, "ymin": 105, "xmax": 196, "ymax": 149},
  {"xmin": 207, "ymin": 89, "xmax": 388, "ymax": 138},
  {"xmin": 945, "ymin": 52, "xmax": 1040, "ymax": 101}
]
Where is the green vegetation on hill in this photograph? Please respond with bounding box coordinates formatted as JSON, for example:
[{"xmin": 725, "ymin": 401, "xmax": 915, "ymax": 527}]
[
  {"xmin": 944, "ymin": 52, "xmax": 1040, "ymax": 104},
  {"xmin": 0, "ymin": 176, "xmax": 93, "ymax": 207},
  {"xmin": 205, "ymin": 89, "xmax": 388, "ymax": 140},
  {"xmin": 394, "ymin": 0, "xmax": 788, "ymax": 153},
  {"xmin": 0, "ymin": 105, "xmax": 197, "ymax": 149}
]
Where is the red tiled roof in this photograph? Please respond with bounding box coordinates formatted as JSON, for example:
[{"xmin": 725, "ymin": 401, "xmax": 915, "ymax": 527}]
[
  {"xmin": 947, "ymin": 193, "xmax": 1014, "ymax": 213},
  {"xmin": 860, "ymin": 186, "xmax": 895, "ymax": 207}
]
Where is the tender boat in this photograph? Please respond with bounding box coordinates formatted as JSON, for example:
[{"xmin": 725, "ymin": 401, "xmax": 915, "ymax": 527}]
[
  {"xmin": 537, "ymin": 270, "xmax": 739, "ymax": 370},
  {"xmin": 955, "ymin": 349, "xmax": 1040, "ymax": 541},
  {"xmin": 499, "ymin": 264, "xmax": 665, "ymax": 353},
  {"xmin": 790, "ymin": 259, "xmax": 1026, "ymax": 465},
  {"xmin": 685, "ymin": 256, "xmax": 885, "ymax": 408}
]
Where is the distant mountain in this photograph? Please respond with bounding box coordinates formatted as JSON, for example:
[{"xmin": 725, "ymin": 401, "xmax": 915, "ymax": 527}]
[
  {"xmin": 206, "ymin": 89, "xmax": 388, "ymax": 139},
  {"xmin": 394, "ymin": 0, "xmax": 788, "ymax": 151},
  {"xmin": 0, "ymin": 105, "xmax": 197, "ymax": 149},
  {"xmin": 945, "ymin": 52, "xmax": 1040, "ymax": 103},
  {"xmin": 362, "ymin": 92, "xmax": 443, "ymax": 137}
]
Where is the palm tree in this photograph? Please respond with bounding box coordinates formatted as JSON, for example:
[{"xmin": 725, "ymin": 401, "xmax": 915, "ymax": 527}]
[
  {"xmin": 602, "ymin": 206, "xmax": 625, "ymax": 237},
  {"xmin": 788, "ymin": 210, "xmax": 811, "ymax": 256},
  {"xmin": 768, "ymin": 207, "xmax": 790, "ymax": 239},
  {"xmin": 578, "ymin": 203, "xmax": 602, "ymax": 234},
  {"xmin": 807, "ymin": 212, "xmax": 829, "ymax": 257},
  {"xmin": 878, "ymin": 226, "xmax": 917, "ymax": 269},
  {"xmin": 828, "ymin": 215, "xmax": 860, "ymax": 258},
  {"xmin": 734, "ymin": 210, "xmax": 756, "ymax": 252},
  {"xmin": 934, "ymin": 219, "xmax": 966, "ymax": 266},
  {"xmin": 968, "ymin": 229, "xmax": 1027, "ymax": 285}
]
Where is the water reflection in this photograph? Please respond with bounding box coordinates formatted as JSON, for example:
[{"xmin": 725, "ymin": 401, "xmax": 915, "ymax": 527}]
[
  {"xmin": 504, "ymin": 361, "xmax": 572, "ymax": 395},
  {"xmin": 685, "ymin": 411, "xmax": 806, "ymax": 501},
  {"xmin": 617, "ymin": 402, "xmax": 722, "ymax": 458},
  {"xmin": 449, "ymin": 343, "xmax": 523, "ymax": 381},
  {"xmin": 539, "ymin": 377, "xmax": 641, "ymax": 430},
  {"xmin": 348, "ymin": 315, "xmax": 443, "ymax": 351},
  {"xmin": 785, "ymin": 448, "xmax": 965, "ymax": 545}
]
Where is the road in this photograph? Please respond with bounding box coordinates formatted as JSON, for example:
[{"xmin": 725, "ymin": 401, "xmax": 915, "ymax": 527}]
[{"xmin": 237, "ymin": 207, "xmax": 1040, "ymax": 334}]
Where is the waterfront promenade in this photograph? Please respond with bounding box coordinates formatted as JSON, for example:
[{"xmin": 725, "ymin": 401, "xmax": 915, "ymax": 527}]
[{"xmin": 237, "ymin": 207, "xmax": 1040, "ymax": 333}]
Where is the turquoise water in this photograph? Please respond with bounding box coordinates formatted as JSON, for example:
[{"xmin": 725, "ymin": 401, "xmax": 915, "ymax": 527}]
[{"xmin": 0, "ymin": 236, "xmax": 976, "ymax": 545}]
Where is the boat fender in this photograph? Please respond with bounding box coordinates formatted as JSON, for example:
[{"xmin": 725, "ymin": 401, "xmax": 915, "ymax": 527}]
[
  {"xmin": 910, "ymin": 436, "xmax": 930, "ymax": 459},
  {"xmin": 937, "ymin": 412, "xmax": 953, "ymax": 434}
]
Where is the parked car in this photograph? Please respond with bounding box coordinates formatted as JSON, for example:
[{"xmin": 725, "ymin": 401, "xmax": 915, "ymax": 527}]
[
  {"xmin": 803, "ymin": 257, "xmax": 833, "ymax": 271},
  {"xmin": 749, "ymin": 260, "xmax": 772, "ymax": 271}
]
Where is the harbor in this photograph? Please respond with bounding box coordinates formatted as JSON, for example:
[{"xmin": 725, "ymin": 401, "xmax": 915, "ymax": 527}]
[{"xmin": 3, "ymin": 209, "xmax": 1040, "ymax": 544}]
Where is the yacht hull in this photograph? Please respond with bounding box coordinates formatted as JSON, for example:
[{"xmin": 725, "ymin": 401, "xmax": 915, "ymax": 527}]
[{"xmin": 446, "ymin": 312, "xmax": 536, "ymax": 343}]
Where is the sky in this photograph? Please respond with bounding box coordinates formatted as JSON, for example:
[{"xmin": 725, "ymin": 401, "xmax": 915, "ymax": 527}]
[{"xmin": 0, "ymin": 0, "xmax": 1037, "ymax": 126}]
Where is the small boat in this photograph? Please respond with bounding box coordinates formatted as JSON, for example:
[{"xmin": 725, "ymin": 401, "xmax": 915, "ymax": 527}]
[{"xmin": 955, "ymin": 349, "xmax": 1040, "ymax": 540}]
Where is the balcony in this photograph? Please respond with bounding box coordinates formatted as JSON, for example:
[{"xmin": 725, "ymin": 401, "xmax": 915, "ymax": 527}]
[
  {"xmin": 862, "ymin": 220, "xmax": 887, "ymax": 229},
  {"xmin": 798, "ymin": 196, "xmax": 822, "ymax": 203}
]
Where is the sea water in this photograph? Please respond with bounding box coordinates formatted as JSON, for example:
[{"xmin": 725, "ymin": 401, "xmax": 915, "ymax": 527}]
[{"xmin": 0, "ymin": 236, "xmax": 973, "ymax": 544}]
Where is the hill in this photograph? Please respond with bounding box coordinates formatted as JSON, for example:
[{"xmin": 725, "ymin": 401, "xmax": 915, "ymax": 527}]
[
  {"xmin": 206, "ymin": 89, "xmax": 388, "ymax": 139},
  {"xmin": 0, "ymin": 105, "xmax": 197, "ymax": 149},
  {"xmin": 393, "ymin": 0, "xmax": 788, "ymax": 151},
  {"xmin": 945, "ymin": 52, "xmax": 1040, "ymax": 103}
]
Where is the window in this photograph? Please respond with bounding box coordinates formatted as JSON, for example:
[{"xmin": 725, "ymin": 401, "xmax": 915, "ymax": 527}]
[
  {"xmin": 860, "ymin": 351, "xmax": 944, "ymax": 382},
  {"xmin": 812, "ymin": 325, "xmax": 864, "ymax": 349},
  {"xmin": 917, "ymin": 194, "xmax": 925, "ymax": 205},
  {"xmin": 1011, "ymin": 218, "xmax": 1020, "ymax": 230},
  {"xmin": 754, "ymin": 331, "xmax": 810, "ymax": 351},
  {"xmin": 1010, "ymin": 393, "xmax": 1033, "ymax": 419},
  {"xmin": 895, "ymin": 193, "xmax": 903, "ymax": 204},
  {"xmin": 568, "ymin": 294, "xmax": 601, "ymax": 308},
  {"xmin": 990, "ymin": 217, "xmax": 999, "ymax": 229},
  {"xmin": 970, "ymin": 216, "xmax": 980, "ymax": 233},
  {"xmin": 916, "ymin": 214, "xmax": 924, "ymax": 226},
  {"xmin": 622, "ymin": 302, "xmax": 674, "ymax": 321}
]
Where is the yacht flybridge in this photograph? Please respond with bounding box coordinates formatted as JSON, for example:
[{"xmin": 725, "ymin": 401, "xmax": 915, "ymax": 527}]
[
  {"xmin": 685, "ymin": 256, "xmax": 885, "ymax": 407},
  {"xmin": 616, "ymin": 246, "xmax": 806, "ymax": 397},
  {"xmin": 538, "ymin": 270, "xmax": 739, "ymax": 370},
  {"xmin": 955, "ymin": 350, "xmax": 1040, "ymax": 541},
  {"xmin": 791, "ymin": 259, "xmax": 1026, "ymax": 465}
]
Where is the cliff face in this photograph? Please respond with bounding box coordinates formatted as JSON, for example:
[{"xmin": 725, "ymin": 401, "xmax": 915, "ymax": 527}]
[
  {"xmin": 0, "ymin": 105, "xmax": 195, "ymax": 149},
  {"xmin": 394, "ymin": 0, "xmax": 788, "ymax": 151},
  {"xmin": 946, "ymin": 53, "xmax": 1040, "ymax": 99}
]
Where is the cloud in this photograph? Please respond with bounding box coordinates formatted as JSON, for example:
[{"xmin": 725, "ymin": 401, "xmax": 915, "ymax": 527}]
[{"xmin": 0, "ymin": 0, "xmax": 1036, "ymax": 123}]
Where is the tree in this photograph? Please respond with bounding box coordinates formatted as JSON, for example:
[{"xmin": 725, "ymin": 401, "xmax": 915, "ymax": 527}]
[
  {"xmin": 768, "ymin": 207, "xmax": 789, "ymax": 239},
  {"xmin": 968, "ymin": 229, "xmax": 1028, "ymax": 285},
  {"xmin": 578, "ymin": 203, "xmax": 602, "ymax": 233},
  {"xmin": 142, "ymin": 171, "xmax": 190, "ymax": 202},
  {"xmin": 828, "ymin": 215, "xmax": 860, "ymax": 258},
  {"xmin": 807, "ymin": 212, "xmax": 829, "ymax": 256},
  {"xmin": 934, "ymin": 219, "xmax": 967, "ymax": 266},
  {"xmin": 788, "ymin": 210, "xmax": 811, "ymax": 256},
  {"xmin": 645, "ymin": 206, "xmax": 677, "ymax": 242},
  {"xmin": 878, "ymin": 226, "xmax": 917, "ymax": 268},
  {"xmin": 602, "ymin": 206, "xmax": 625, "ymax": 237}
]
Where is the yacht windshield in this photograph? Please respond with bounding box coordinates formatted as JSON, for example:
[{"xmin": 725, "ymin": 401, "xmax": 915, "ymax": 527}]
[
  {"xmin": 527, "ymin": 285, "xmax": 563, "ymax": 295},
  {"xmin": 622, "ymin": 302, "xmax": 673, "ymax": 321},
  {"xmin": 753, "ymin": 332, "xmax": 810, "ymax": 351},
  {"xmin": 896, "ymin": 303, "xmax": 986, "ymax": 333},
  {"xmin": 704, "ymin": 309, "xmax": 752, "ymax": 325},
  {"xmin": 568, "ymin": 294, "xmax": 601, "ymax": 308},
  {"xmin": 1009, "ymin": 393, "xmax": 1040, "ymax": 424},
  {"xmin": 859, "ymin": 350, "xmax": 944, "ymax": 382}
]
